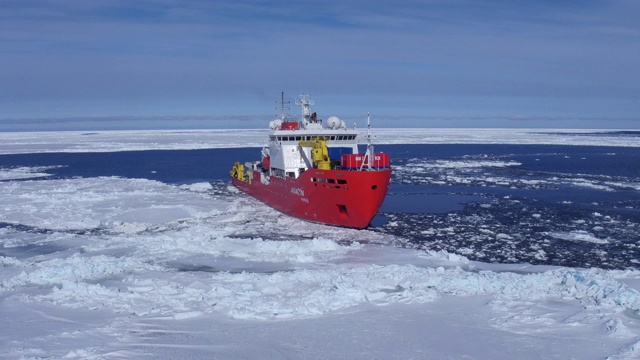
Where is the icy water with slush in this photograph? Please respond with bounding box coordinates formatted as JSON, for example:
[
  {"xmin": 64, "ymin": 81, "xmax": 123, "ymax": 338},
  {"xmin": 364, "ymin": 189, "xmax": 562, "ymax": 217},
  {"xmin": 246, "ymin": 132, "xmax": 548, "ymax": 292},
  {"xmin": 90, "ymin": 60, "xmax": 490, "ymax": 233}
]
[{"xmin": 2, "ymin": 143, "xmax": 639, "ymax": 269}]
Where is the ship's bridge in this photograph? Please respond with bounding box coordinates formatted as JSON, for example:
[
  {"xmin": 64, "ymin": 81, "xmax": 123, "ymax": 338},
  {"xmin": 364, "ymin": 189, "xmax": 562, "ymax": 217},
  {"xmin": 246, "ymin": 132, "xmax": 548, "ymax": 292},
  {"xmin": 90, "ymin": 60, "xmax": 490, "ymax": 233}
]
[
  {"xmin": 267, "ymin": 127, "xmax": 360, "ymax": 178},
  {"xmin": 269, "ymin": 130, "xmax": 358, "ymax": 144},
  {"xmin": 263, "ymin": 93, "xmax": 367, "ymax": 179}
]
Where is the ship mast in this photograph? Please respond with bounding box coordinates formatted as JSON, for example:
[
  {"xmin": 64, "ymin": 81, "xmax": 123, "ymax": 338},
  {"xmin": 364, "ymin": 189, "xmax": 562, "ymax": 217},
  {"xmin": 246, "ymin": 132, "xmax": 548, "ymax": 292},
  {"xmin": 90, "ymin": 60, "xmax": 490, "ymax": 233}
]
[
  {"xmin": 362, "ymin": 112, "xmax": 375, "ymax": 170},
  {"xmin": 277, "ymin": 91, "xmax": 290, "ymax": 121},
  {"xmin": 296, "ymin": 93, "xmax": 316, "ymax": 125}
]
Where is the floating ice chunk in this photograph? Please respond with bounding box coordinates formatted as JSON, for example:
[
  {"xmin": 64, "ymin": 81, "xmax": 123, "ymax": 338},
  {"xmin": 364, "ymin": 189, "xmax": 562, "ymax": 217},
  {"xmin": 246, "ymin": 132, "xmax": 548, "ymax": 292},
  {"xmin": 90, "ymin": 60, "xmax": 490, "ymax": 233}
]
[
  {"xmin": 534, "ymin": 250, "xmax": 547, "ymax": 260},
  {"xmin": 0, "ymin": 166, "xmax": 63, "ymax": 180},
  {"xmin": 419, "ymin": 250, "xmax": 470, "ymax": 264},
  {"xmin": 180, "ymin": 182, "xmax": 214, "ymax": 192},
  {"xmin": 571, "ymin": 180, "xmax": 614, "ymax": 191},
  {"xmin": 546, "ymin": 231, "xmax": 609, "ymax": 244}
]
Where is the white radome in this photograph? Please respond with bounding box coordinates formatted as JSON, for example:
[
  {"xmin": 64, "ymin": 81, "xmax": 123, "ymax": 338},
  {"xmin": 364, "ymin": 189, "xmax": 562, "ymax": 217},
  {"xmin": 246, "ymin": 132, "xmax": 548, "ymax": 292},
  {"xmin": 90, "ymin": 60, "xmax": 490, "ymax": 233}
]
[
  {"xmin": 326, "ymin": 116, "xmax": 341, "ymax": 129},
  {"xmin": 269, "ymin": 119, "xmax": 283, "ymax": 130}
]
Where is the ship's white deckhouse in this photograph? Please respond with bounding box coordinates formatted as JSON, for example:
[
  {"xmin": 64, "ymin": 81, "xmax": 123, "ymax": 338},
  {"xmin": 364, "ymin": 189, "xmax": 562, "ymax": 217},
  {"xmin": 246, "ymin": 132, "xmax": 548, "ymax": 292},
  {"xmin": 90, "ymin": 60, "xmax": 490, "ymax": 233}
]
[{"xmin": 263, "ymin": 93, "xmax": 359, "ymax": 179}]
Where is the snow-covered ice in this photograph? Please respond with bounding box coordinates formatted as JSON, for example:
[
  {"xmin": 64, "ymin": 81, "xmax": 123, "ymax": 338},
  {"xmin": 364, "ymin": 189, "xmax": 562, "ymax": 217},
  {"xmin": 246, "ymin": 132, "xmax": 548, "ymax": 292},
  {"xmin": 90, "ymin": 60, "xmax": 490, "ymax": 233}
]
[
  {"xmin": 1, "ymin": 129, "xmax": 640, "ymax": 358},
  {"xmin": 2, "ymin": 172, "xmax": 640, "ymax": 359},
  {"xmin": 0, "ymin": 128, "xmax": 638, "ymax": 154}
]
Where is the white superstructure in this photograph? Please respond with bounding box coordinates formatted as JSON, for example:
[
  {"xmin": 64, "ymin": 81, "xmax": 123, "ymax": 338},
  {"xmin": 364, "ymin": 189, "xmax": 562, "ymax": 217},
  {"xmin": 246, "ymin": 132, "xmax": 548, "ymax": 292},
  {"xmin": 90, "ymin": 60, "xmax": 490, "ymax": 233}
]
[{"xmin": 263, "ymin": 93, "xmax": 360, "ymax": 179}]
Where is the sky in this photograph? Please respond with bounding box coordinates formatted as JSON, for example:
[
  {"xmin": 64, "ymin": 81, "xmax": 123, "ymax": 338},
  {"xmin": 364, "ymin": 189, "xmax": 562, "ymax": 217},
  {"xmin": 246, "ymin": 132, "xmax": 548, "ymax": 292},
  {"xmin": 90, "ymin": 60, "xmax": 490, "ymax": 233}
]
[{"xmin": 1, "ymin": 0, "xmax": 639, "ymax": 130}]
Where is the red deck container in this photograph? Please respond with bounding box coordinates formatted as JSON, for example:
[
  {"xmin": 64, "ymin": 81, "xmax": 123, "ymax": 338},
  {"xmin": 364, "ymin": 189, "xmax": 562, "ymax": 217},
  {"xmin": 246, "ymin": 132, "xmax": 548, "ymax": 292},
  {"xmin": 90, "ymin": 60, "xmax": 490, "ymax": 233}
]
[
  {"xmin": 281, "ymin": 121, "xmax": 299, "ymax": 130},
  {"xmin": 341, "ymin": 154, "xmax": 364, "ymax": 170},
  {"xmin": 372, "ymin": 153, "xmax": 390, "ymax": 169}
]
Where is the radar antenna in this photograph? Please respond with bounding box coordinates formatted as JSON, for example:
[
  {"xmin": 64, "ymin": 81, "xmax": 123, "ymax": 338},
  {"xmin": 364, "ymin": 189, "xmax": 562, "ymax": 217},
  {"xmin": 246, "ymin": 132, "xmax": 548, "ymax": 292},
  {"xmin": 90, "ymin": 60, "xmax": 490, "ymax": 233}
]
[{"xmin": 295, "ymin": 93, "xmax": 315, "ymax": 122}]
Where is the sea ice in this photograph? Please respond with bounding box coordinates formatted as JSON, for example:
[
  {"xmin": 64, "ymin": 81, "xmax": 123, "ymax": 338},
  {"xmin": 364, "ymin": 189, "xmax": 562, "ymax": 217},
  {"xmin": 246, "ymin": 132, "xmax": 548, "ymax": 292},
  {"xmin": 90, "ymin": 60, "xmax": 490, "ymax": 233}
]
[
  {"xmin": 1, "ymin": 133, "xmax": 640, "ymax": 358},
  {"xmin": 0, "ymin": 128, "xmax": 638, "ymax": 155}
]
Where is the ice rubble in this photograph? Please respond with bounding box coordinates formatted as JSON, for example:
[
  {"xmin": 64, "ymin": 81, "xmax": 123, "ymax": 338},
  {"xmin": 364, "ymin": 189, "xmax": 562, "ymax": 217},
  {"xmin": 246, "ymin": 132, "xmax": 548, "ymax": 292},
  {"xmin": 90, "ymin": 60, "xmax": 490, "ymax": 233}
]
[
  {"xmin": 0, "ymin": 177, "xmax": 224, "ymax": 231},
  {"xmin": 1, "ymin": 175, "xmax": 639, "ymax": 321},
  {"xmin": 4, "ymin": 241, "xmax": 637, "ymax": 322},
  {"xmin": 392, "ymin": 156, "xmax": 635, "ymax": 193},
  {"xmin": 2, "ymin": 167, "xmax": 640, "ymax": 358}
]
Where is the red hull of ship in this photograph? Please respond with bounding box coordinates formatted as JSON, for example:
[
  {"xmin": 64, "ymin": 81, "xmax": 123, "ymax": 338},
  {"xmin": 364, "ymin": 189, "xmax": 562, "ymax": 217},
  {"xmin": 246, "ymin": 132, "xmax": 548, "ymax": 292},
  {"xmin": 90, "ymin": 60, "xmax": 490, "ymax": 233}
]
[{"xmin": 232, "ymin": 168, "xmax": 391, "ymax": 229}]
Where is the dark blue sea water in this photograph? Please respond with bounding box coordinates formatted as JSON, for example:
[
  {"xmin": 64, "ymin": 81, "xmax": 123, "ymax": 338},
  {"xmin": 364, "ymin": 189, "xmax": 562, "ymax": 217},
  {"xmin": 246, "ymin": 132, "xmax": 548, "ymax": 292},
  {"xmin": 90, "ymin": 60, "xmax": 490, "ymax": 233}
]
[{"xmin": 2, "ymin": 144, "xmax": 640, "ymax": 269}]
